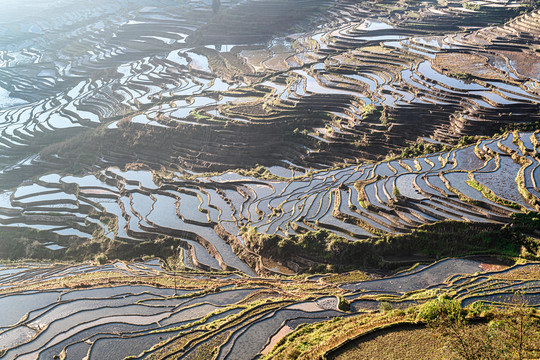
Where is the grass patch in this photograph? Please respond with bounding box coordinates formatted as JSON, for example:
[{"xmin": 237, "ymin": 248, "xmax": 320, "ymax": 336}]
[
  {"xmin": 324, "ymin": 271, "xmax": 371, "ymax": 284},
  {"xmin": 330, "ymin": 324, "xmax": 446, "ymax": 360}
]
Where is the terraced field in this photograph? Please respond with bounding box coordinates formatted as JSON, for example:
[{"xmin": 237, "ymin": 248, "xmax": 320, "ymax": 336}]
[
  {"xmin": 0, "ymin": 0, "xmax": 537, "ymax": 182},
  {"xmin": 0, "ymin": 0, "xmax": 540, "ymax": 358},
  {"xmin": 1, "ymin": 257, "xmax": 539, "ymax": 359},
  {"xmin": 1, "ymin": 130, "xmax": 539, "ymax": 273},
  {"xmin": 0, "ymin": 260, "xmax": 345, "ymax": 359}
]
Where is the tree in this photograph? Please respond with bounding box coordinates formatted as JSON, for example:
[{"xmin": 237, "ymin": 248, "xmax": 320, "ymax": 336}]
[
  {"xmin": 422, "ymin": 294, "xmax": 540, "ymax": 360},
  {"xmin": 419, "ymin": 296, "xmax": 490, "ymax": 360},
  {"xmin": 487, "ymin": 294, "xmax": 540, "ymax": 359}
]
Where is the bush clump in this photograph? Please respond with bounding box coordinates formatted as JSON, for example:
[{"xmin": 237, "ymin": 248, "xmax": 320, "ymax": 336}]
[
  {"xmin": 418, "ymin": 296, "xmax": 464, "ymax": 324},
  {"xmin": 94, "ymin": 253, "xmax": 108, "ymax": 265},
  {"xmin": 338, "ymin": 296, "xmax": 350, "ymax": 312}
]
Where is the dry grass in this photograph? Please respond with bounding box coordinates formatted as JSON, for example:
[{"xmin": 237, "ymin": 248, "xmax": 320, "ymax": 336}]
[
  {"xmin": 330, "ymin": 325, "xmax": 447, "ymax": 360},
  {"xmin": 324, "ymin": 270, "xmax": 373, "ymax": 284},
  {"xmin": 263, "ymin": 311, "xmax": 418, "ymax": 360},
  {"xmin": 433, "ymin": 52, "xmax": 510, "ymax": 82},
  {"xmin": 493, "ymin": 263, "xmax": 540, "ymax": 281},
  {"xmin": 498, "ymin": 50, "xmax": 540, "ymax": 81},
  {"xmin": 0, "ymin": 268, "xmax": 342, "ymax": 300}
]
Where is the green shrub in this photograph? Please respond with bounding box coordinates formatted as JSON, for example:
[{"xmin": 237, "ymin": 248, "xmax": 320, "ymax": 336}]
[
  {"xmin": 94, "ymin": 253, "xmax": 108, "ymax": 265},
  {"xmin": 462, "ymin": 2, "xmax": 481, "ymax": 10},
  {"xmin": 379, "ymin": 301, "xmax": 393, "ymax": 312},
  {"xmin": 418, "ymin": 296, "xmax": 464, "ymax": 324},
  {"xmin": 338, "ymin": 295, "xmax": 350, "ymax": 312},
  {"xmin": 458, "ymin": 135, "xmax": 479, "ymax": 146},
  {"xmin": 362, "ymin": 104, "xmax": 377, "ymax": 116}
]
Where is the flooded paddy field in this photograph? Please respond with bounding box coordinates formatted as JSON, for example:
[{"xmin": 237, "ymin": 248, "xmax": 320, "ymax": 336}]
[
  {"xmin": 1, "ymin": 256, "xmax": 538, "ymax": 359},
  {"xmin": 0, "ymin": 129, "xmax": 539, "ymax": 357},
  {"xmin": 0, "ymin": 0, "xmax": 539, "ymax": 358},
  {"xmin": 0, "ymin": 0, "xmax": 537, "ymax": 184},
  {"xmin": 0, "ymin": 131, "xmax": 537, "ymax": 275}
]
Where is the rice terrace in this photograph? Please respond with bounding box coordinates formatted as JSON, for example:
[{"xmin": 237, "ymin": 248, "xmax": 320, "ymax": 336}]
[{"xmin": 0, "ymin": 0, "xmax": 540, "ymax": 358}]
